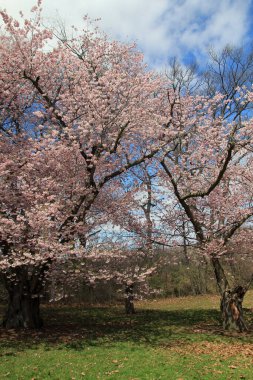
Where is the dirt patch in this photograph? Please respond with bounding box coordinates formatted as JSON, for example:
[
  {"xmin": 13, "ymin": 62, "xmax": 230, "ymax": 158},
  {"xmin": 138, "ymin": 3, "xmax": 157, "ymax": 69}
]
[{"xmin": 171, "ymin": 341, "xmax": 253, "ymax": 361}]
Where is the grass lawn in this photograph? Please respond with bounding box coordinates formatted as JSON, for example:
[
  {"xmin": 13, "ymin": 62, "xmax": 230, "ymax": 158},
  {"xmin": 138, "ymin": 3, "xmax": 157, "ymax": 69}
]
[{"xmin": 0, "ymin": 292, "xmax": 252, "ymax": 379}]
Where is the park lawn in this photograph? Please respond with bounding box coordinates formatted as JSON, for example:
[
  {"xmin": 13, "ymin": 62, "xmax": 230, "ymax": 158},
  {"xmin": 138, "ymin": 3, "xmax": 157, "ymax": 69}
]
[{"xmin": 0, "ymin": 292, "xmax": 252, "ymax": 380}]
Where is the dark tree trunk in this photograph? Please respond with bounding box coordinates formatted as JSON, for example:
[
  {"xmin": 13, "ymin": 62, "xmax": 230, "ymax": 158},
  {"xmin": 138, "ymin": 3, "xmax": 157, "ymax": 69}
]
[
  {"xmin": 125, "ymin": 284, "xmax": 135, "ymax": 314},
  {"xmin": 211, "ymin": 257, "xmax": 248, "ymax": 332},
  {"xmin": 3, "ymin": 287, "xmax": 42, "ymax": 329},
  {"xmin": 220, "ymin": 286, "xmax": 248, "ymax": 332},
  {"xmin": 2, "ymin": 262, "xmax": 50, "ymax": 329}
]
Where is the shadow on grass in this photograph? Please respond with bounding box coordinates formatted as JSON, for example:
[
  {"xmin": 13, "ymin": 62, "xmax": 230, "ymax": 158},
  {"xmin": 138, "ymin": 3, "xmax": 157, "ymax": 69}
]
[{"xmin": 0, "ymin": 304, "xmax": 252, "ymax": 353}]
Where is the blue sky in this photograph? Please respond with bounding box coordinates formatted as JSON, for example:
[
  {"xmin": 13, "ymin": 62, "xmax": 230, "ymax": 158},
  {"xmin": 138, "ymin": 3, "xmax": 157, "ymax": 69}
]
[{"xmin": 1, "ymin": 0, "xmax": 253, "ymax": 69}]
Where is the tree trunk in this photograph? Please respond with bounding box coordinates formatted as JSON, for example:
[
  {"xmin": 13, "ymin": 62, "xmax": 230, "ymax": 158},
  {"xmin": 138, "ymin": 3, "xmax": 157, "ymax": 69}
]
[
  {"xmin": 125, "ymin": 284, "xmax": 135, "ymax": 314},
  {"xmin": 2, "ymin": 263, "xmax": 50, "ymax": 329},
  {"xmin": 220, "ymin": 286, "xmax": 248, "ymax": 332},
  {"xmin": 211, "ymin": 257, "xmax": 229, "ymax": 295},
  {"xmin": 211, "ymin": 257, "xmax": 248, "ymax": 332},
  {"xmin": 3, "ymin": 287, "xmax": 42, "ymax": 329}
]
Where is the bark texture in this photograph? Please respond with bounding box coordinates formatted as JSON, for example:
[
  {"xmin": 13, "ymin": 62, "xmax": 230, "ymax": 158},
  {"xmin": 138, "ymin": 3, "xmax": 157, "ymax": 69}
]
[
  {"xmin": 211, "ymin": 258, "xmax": 248, "ymax": 332},
  {"xmin": 220, "ymin": 286, "xmax": 248, "ymax": 332}
]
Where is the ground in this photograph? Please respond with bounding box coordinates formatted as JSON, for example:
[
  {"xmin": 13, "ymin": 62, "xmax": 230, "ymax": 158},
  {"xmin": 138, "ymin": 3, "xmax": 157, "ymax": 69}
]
[{"xmin": 0, "ymin": 292, "xmax": 252, "ymax": 379}]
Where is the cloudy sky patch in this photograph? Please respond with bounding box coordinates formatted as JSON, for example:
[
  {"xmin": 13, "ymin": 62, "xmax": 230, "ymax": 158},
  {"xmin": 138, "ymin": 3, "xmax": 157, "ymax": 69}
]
[{"xmin": 1, "ymin": 0, "xmax": 252, "ymax": 67}]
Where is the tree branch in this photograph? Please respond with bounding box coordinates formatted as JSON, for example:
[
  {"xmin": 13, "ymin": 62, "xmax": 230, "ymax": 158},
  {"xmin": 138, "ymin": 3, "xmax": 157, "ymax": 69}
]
[
  {"xmin": 182, "ymin": 142, "xmax": 235, "ymax": 201},
  {"xmin": 161, "ymin": 160, "xmax": 204, "ymax": 242},
  {"xmin": 98, "ymin": 149, "xmax": 158, "ymax": 188},
  {"xmin": 23, "ymin": 71, "xmax": 68, "ymax": 130}
]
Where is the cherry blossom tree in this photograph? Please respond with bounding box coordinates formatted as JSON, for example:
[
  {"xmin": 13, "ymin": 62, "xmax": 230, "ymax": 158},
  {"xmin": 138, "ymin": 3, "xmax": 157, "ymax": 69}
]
[
  {"xmin": 0, "ymin": 2, "xmax": 177, "ymax": 328},
  {"xmin": 159, "ymin": 82, "xmax": 253, "ymax": 331},
  {"xmin": 46, "ymin": 244, "xmax": 157, "ymax": 313}
]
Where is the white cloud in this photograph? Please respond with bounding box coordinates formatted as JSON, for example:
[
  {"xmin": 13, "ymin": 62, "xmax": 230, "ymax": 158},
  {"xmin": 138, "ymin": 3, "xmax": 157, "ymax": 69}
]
[{"xmin": 0, "ymin": 0, "xmax": 251, "ymax": 67}]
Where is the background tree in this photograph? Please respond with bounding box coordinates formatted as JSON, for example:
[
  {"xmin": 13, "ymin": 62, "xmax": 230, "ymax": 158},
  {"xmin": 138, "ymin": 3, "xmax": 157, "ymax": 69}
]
[{"xmin": 159, "ymin": 70, "xmax": 253, "ymax": 330}]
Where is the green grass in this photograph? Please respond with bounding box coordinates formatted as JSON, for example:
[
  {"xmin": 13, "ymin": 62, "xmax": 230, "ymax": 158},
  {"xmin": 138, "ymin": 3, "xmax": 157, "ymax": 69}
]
[{"xmin": 0, "ymin": 292, "xmax": 253, "ymax": 379}]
